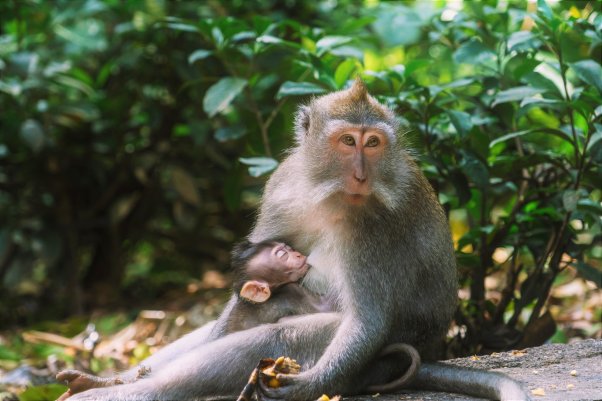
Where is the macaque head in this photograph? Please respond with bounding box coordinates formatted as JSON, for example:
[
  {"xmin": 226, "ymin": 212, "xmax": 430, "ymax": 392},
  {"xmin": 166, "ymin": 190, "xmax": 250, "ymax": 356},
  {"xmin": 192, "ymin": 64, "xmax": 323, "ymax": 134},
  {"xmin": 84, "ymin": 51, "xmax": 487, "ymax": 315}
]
[
  {"xmin": 231, "ymin": 240, "xmax": 310, "ymax": 303},
  {"xmin": 294, "ymin": 78, "xmax": 409, "ymax": 209}
]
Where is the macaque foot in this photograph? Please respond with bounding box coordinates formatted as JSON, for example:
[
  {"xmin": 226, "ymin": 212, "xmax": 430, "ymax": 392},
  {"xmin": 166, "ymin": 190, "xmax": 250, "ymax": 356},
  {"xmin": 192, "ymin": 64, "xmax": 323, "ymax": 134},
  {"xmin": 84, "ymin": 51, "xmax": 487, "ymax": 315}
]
[
  {"xmin": 56, "ymin": 366, "xmax": 151, "ymax": 400},
  {"xmin": 56, "ymin": 369, "xmax": 123, "ymax": 398}
]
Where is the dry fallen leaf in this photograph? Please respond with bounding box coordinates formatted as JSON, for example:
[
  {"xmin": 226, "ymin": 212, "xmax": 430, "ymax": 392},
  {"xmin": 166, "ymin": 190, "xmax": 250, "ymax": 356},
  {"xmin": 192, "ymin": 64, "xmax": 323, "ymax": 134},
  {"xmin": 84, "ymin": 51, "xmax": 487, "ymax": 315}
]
[
  {"xmin": 471, "ymin": 355, "xmax": 481, "ymax": 361},
  {"xmin": 567, "ymin": 384, "xmax": 575, "ymax": 389},
  {"xmin": 512, "ymin": 350, "xmax": 527, "ymax": 357},
  {"xmin": 570, "ymin": 370, "xmax": 577, "ymax": 376},
  {"xmin": 532, "ymin": 388, "xmax": 546, "ymax": 396}
]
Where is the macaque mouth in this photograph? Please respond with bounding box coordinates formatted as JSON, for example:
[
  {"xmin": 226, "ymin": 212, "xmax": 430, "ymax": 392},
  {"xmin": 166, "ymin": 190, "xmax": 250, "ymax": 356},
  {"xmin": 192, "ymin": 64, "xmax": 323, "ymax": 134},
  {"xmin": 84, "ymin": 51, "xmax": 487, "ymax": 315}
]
[{"xmin": 343, "ymin": 193, "xmax": 369, "ymax": 205}]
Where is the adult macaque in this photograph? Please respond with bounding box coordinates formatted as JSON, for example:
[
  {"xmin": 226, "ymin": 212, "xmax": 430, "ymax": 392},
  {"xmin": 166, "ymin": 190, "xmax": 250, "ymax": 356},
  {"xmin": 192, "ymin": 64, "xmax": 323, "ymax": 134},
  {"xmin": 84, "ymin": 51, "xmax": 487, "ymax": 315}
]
[{"xmin": 64, "ymin": 80, "xmax": 528, "ymax": 401}]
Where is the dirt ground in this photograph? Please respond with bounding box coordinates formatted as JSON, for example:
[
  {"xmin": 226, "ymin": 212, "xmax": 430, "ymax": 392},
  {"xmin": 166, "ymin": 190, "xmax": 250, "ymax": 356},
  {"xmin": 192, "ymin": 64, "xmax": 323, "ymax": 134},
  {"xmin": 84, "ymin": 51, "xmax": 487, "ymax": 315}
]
[{"xmin": 346, "ymin": 339, "xmax": 602, "ymax": 401}]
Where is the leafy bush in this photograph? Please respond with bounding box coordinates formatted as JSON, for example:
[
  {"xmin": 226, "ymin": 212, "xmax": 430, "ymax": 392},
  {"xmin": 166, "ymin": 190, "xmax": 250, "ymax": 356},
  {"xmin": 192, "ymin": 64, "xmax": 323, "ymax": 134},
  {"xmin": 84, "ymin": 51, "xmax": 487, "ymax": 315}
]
[{"xmin": 0, "ymin": 0, "xmax": 599, "ymax": 353}]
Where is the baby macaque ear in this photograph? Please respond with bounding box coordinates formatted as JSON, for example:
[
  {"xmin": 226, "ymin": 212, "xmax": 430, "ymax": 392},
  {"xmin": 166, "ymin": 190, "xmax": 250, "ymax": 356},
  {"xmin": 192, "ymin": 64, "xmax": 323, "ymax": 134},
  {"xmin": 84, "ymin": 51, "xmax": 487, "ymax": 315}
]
[{"xmin": 240, "ymin": 280, "xmax": 271, "ymax": 303}]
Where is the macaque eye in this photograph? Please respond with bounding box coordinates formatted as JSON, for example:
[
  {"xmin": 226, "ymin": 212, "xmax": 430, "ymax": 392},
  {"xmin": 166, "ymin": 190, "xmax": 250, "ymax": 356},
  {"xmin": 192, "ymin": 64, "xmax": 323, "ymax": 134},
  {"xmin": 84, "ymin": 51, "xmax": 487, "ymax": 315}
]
[
  {"xmin": 365, "ymin": 136, "xmax": 380, "ymax": 147},
  {"xmin": 340, "ymin": 135, "xmax": 355, "ymax": 146},
  {"xmin": 276, "ymin": 249, "xmax": 287, "ymax": 258}
]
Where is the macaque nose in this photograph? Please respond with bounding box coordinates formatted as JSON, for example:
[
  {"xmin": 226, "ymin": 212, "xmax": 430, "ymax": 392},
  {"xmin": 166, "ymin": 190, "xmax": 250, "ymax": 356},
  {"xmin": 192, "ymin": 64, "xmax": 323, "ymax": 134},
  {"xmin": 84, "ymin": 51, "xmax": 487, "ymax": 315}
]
[{"xmin": 354, "ymin": 173, "xmax": 366, "ymax": 183}]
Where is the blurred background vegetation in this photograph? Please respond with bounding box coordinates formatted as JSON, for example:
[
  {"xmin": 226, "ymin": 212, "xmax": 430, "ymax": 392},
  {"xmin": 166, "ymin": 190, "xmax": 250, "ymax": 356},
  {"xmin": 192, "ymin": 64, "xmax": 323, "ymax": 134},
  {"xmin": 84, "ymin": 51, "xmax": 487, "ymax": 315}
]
[{"xmin": 0, "ymin": 0, "xmax": 600, "ymax": 383}]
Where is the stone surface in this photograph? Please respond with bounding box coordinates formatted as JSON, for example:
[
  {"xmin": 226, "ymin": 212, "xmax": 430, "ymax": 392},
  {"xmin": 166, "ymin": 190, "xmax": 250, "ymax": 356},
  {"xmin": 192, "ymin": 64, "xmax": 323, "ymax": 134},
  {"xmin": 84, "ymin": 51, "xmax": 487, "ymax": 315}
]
[{"xmin": 346, "ymin": 339, "xmax": 602, "ymax": 401}]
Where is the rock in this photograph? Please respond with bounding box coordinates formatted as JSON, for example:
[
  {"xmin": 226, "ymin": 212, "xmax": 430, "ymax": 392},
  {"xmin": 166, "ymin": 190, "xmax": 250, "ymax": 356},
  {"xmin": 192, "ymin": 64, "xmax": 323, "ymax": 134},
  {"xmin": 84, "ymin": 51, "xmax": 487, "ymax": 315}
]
[{"xmin": 346, "ymin": 339, "xmax": 602, "ymax": 401}]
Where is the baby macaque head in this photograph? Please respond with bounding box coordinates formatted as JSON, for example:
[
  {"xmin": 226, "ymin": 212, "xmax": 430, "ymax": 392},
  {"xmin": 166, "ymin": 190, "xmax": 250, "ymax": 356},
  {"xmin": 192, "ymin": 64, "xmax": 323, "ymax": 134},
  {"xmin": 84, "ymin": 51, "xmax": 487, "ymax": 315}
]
[{"xmin": 231, "ymin": 240, "xmax": 310, "ymax": 303}]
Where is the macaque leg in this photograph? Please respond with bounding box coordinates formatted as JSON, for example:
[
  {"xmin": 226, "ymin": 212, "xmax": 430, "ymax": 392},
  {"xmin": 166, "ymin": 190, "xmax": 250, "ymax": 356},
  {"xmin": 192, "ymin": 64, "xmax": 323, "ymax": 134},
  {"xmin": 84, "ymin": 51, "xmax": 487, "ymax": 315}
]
[
  {"xmin": 57, "ymin": 319, "xmax": 218, "ymax": 393},
  {"xmin": 67, "ymin": 314, "xmax": 340, "ymax": 401}
]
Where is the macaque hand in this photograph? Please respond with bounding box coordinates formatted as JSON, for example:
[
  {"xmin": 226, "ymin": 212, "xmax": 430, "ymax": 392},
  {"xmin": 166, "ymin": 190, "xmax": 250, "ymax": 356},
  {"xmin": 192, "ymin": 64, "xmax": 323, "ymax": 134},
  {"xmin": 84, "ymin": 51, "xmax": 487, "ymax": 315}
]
[{"xmin": 257, "ymin": 370, "xmax": 319, "ymax": 400}]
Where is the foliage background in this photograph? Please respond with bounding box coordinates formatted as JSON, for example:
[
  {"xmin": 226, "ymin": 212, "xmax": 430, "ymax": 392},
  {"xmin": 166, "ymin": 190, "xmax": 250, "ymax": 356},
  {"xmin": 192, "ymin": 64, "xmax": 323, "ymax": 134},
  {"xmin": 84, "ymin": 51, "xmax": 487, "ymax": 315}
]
[{"xmin": 0, "ymin": 0, "xmax": 600, "ymax": 366}]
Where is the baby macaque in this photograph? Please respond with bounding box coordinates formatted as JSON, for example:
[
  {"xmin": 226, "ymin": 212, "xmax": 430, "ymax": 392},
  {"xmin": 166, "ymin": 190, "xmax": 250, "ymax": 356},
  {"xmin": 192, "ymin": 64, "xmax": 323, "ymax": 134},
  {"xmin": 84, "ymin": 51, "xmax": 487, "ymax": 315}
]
[{"xmin": 223, "ymin": 239, "xmax": 331, "ymax": 333}]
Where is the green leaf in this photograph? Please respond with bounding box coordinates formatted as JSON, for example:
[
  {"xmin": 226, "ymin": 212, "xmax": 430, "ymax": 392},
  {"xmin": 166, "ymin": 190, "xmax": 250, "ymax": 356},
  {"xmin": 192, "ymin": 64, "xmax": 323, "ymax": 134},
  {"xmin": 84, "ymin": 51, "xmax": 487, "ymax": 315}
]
[
  {"xmin": 586, "ymin": 127, "xmax": 602, "ymax": 161},
  {"xmin": 447, "ymin": 110, "xmax": 473, "ymax": 137},
  {"xmin": 441, "ymin": 78, "xmax": 474, "ymax": 90},
  {"xmin": 570, "ymin": 60, "xmax": 602, "ymax": 94},
  {"xmin": 188, "ymin": 49, "xmax": 212, "ymax": 64},
  {"xmin": 537, "ymin": 0, "xmax": 554, "ymax": 20},
  {"xmin": 492, "ymin": 86, "xmax": 542, "ymax": 106},
  {"xmin": 256, "ymin": 35, "xmax": 283, "ymax": 44},
  {"xmin": 316, "ymin": 36, "xmax": 352, "ymax": 56},
  {"xmin": 562, "ymin": 189, "xmax": 579, "ymax": 212},
  {"xmin": 0, "ymin": 79, "xmax": 22, "ymax": 96},
  {"xmin": 520, "ymin": 97, "xmax": 564, "ymax": 110},
  {"xmin": 453, "ymin": 38, "xmax": 496, "ymax": 65},
  {"xmin": 460, "ymin": 153, "xmax": 489, "ymax": 188},
  {"xmin": 54, "ymin": 75, "xmax": 95, "ymax": 97},
  {"xmin": 231, "ymin": 31, "xmax": 256, "ymax": 42},
  {"xmin": 214, "ymin": 125, "xmax": 246, "ymax": 142},
  {"xmin": 165, "ymin": 22, "xmax": 199, "ymax": 33},
  {"xmin": 203, "ymin": 77, "xmax": 247, "ymax": 117},
  {"xmin": 521, "ymin": 71, "xmax": 559, "ymax": 94},
  {"xmin": 275, "ymin": 81, "xmax": 326, "ymax": 100},
  {"xmin": 577, "ymin": 198, "xmax": 602, "ymax": 217},
  {"xmin": 404, "ymin": 59, "xmax": 432, "ymax": 77},
  {"xmin": 330, "ymin": 45, "xmax": 364, "ymax": 60},
  {"xmin": 256, "ymin": 35, "xmax": 301, "ymax": 49},
  {"xmin": 239, "ymin": 157, "xmax": 278, "ymax": 177},
  {"xmin": 572, "ymin": 261, "xmax": 602, "ymax": 288},
  {"xmin": 334, "ymin": 59, "xmax": 357, "ymax": 88},
  {"xmin": 211, "ymin": 27, "xmax": 224, "ymax": 48},
  {"xmin": 507, "ymin": 31, "xmax": 542, "ymax": 52},
  {"xmin": 372, "ymin": 4, "xmax": 424, "ymax": 46}
]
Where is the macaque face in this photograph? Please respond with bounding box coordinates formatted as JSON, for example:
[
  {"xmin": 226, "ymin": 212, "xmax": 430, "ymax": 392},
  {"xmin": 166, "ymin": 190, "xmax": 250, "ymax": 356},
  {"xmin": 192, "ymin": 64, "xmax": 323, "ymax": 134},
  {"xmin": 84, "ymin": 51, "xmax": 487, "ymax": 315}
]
[
  {"xmin": 330, "ymin": 127, "xmax": 388, "ymax": 205},
  {"xmin": 246, "ymin": 243, "xmax": 310, "ymax": 287}
]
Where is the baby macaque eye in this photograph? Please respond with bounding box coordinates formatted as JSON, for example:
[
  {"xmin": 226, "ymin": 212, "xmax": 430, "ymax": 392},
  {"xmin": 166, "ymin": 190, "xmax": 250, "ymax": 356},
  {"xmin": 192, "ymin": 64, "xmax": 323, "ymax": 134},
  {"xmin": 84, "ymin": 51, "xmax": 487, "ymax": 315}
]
[{"xmin": 276, "ymin": 249, "xmax": 287, "ymax": 258}]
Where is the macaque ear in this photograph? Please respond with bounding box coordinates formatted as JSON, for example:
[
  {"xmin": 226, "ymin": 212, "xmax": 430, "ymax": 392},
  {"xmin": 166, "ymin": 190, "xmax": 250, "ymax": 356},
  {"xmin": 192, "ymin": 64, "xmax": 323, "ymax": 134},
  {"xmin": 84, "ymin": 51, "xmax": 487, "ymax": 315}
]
[
  {"xmin": 294, "ymin": 105, "xmax": 311, "ymax": 144},
  {"xmin": 240, "ymin": 280, "xmax": 271, "ymax": 303}
]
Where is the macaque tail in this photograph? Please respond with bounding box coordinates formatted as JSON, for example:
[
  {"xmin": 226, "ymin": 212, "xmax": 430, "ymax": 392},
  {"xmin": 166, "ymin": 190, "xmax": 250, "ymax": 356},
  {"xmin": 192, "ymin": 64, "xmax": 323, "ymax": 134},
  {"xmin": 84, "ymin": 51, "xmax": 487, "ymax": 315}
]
[
  {"xmin": 365, "ymin": 343, "xmax": 421, "ymax": 393},
  {"xmin": 414, "ymin": 362, "xmax": 532, "ymax": 401}
]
